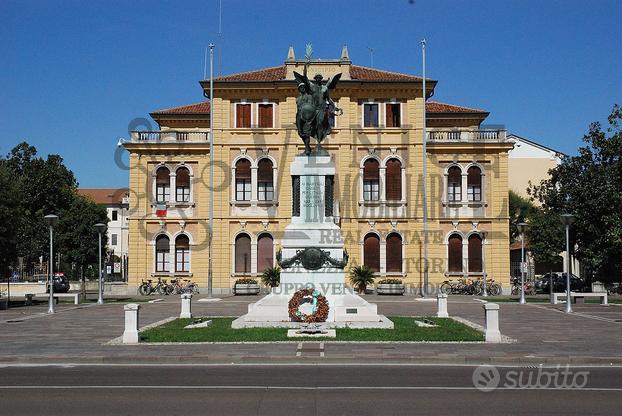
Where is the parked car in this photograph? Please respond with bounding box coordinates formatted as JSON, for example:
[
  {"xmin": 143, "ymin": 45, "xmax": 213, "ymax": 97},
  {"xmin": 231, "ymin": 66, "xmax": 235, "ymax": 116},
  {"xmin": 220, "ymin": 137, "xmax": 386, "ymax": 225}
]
[
  {"xmin": 45, "ymin": 272, "xmax": 70, "ymax": 293},
  {"xmin": 535, "ymin": 273, "xmax": 586, "ymax": 293}
]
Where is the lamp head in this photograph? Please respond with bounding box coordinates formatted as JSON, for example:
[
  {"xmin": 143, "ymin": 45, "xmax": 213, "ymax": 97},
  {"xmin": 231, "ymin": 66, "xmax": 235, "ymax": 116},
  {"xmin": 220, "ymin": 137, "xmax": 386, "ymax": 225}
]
[
  {"xmin": 560, "ymin": 213, "xmax": 575, "ymax": 226},
  {"xmin": 94, "ymin": 223, "xmax": 107, "ymax": 234},
  {"xmin": 44, "ymin": 214, "xmax": 59, "ymax": 227},
  {"xmin": 517, "ymin": 222, "xmax": 528, "ymax": 233}
]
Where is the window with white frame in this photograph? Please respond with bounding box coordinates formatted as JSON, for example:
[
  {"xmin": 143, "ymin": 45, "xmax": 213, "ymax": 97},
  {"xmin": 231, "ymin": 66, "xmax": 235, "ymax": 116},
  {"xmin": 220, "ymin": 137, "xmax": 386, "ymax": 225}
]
[
  {"xmin": 155, "ymin": 235, "xmax": 170, "ymax": 272},
  {"xmin": 385, "ymin": 102, "xmax": 401, "ymax": 127},
  {"xmin": 257, "ymin": 159, "xmax": 274, "ymax": 201},
  {"xmin": 363, "ymin": 159, "xmax": 380, "ymax": 201},
  {"xmin": 447, "ymin": 166, "xmax": 462, "ymax": 202},
  {"xmin": 235, "ymin": 103, "xmax": 251, "ymax": 128},
  {"xmin": 155, "ymin": 167, "xmax": 170, "ymax": 203},
  {"xmin": 467, "ymin": 166, "xmax": 482, "ymax": 202},
  {"xmin": 175, "ymin": 234, "xmax": 190, "ymax": 272},
  {"xmin": 235, "ymin": 159, "xmax": 252, "ymax": 201},
  {"xmin": 363, "ymin": 103, "xmax": 379, "ymax": 128},
  {"xmin": 175, "ymin": 167, "xmax": 191, "ymax": 202},
  {"xmin": 258, "ymin": 103, "xmax": 274, "ymax": 128}
]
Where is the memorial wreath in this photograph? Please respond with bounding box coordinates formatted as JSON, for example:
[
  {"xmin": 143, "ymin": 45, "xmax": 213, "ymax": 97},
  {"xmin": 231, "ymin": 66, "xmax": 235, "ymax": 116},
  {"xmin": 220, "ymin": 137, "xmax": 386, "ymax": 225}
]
[{"xmin": 288, "ymin": 288, "xmax": 329, "ymax": 323}]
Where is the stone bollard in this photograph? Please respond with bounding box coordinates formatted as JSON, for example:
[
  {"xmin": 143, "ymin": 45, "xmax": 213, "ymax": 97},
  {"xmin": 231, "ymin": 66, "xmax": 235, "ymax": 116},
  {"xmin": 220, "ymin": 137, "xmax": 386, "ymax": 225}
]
[
  {"xmin": 483, "ymin": 303, "xmax": 501, "ymax": 343},
  {"xmin": 436, "ymin": 293, "xmax": 449, "ymax": 318},
  {"xmin": 180, "ymin": 293, "xmax": 192, "ymax": 319},
  {"xmin": 122, "ymin": 303, "xmax": 140, "ymax": 344}
]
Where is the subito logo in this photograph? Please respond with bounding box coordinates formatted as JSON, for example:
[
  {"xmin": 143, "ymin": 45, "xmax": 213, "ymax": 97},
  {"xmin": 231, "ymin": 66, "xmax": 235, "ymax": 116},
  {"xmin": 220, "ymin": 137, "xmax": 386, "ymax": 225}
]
[{"xmin": 472, "ymin": 365, "xmax": 500, "ymax": 392}]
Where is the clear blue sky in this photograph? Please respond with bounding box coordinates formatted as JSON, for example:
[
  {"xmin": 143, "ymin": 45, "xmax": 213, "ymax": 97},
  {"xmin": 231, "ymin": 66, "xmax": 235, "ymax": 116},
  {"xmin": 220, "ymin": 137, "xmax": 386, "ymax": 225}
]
[{"xmin": 2, "ymin": 0, "xmax": 620, "ymax": 188}]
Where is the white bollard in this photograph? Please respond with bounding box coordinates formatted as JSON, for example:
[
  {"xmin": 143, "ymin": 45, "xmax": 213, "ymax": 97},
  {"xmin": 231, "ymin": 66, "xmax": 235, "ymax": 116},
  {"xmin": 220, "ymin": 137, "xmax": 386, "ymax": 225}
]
[
  {"xmin": 483, "ymin": 303, "xmax": 501, "ymax": 343},
  {"xmin": 180, "ymin": 293, "xmax": 192, "ymax": 319},
  {"xmin": 436, "ymin": 293, "xmax": 449, "ymax": 318},
  {"xmin": 122, "ymin": 303, "xmax": 140, "ymax": 344}
]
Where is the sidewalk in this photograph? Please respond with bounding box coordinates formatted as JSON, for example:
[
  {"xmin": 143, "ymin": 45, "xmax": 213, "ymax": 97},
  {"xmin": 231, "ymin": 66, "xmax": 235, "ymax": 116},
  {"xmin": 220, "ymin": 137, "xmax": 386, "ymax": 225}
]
[{"xmin": 1, "ymin": 294, "xmax": 621, "ymax": 365}]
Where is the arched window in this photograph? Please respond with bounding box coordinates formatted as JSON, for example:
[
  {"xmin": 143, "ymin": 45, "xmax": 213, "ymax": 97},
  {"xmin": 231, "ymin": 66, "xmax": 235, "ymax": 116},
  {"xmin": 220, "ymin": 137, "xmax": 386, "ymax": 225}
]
[
  {"xmin": 467, "ymin": 166, "xmax": 482, "ymax": 202},
  {"xmin": 155, "ymin": 235, "xmax": 170, "ymax": 272},
  {"xmin": 257, "ymin": 159, "xmax": 274, "ymax": 201},
  {"xmin": 386, "ymin": 233, "xmax": 402, "ymax": 273},
  {"xmin": 235, "ymin": 159, "xmax": 251, "ymax": 201},
  {"xmin": 175, "ymin": 234, "xmax": 190, "ymax": 272},
  {"xmin": 155, "ymin": 167, "xmax": 170, "ymax": 202},
  {"xmin": 364, "ymin": 233, "xmax": 380, "ymax": 272},
  {"xmin": 235, "ymin": 233, "xmax": 251, "ymax": 274},
  {"xmin": 385, "ymin": 158, "xmax": 402, "ymax": 201},
  {"xmin": 468, "ymin": 234, "xmax": 483, "ymax": 273},
  {"xmin": 175, "ymin": 167, "xmax": 190, "ymax": 202},
  {"xmin": 363, "ymin": 159, "xmax": 380, "ymax": 201},
  {"xmin": 447, "ymin": 166, "xmax": 462, "ymax": 202},
  {"xmin": 448, "ymin": 234, "xmax": 463, "ymax": 273},
  {"xmin": 257, "ymin": 233, "xmax": 274, "ymax": 273}
]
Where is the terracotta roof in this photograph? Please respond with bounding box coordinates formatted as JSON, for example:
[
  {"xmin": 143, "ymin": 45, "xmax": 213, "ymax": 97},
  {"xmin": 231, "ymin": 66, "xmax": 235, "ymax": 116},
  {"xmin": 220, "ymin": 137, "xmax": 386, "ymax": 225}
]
[
  {"xmin": 213, "ymin": 65, "xmax": 287, "ymax": 82},
  {"xmin": 78, "ymin": 188, "xmax": 129, "ymax": 205},
  {"xmin": 510, "ymin": 240, "xmax": 530, "ymax": 250},
  {"xmin": 426, "ymin": 101, "xmax": 487, "ymax": 114},
  {"xmin": 209, "ymin": 64, "xmax": 427, "ymax": 82},
  {"xmin": 151, "ymin": 101, "xmax": 210, "ymax": 115},
  {"xmin": 350, "ymin": 65, "xmax": 424, "ymax": 81}
]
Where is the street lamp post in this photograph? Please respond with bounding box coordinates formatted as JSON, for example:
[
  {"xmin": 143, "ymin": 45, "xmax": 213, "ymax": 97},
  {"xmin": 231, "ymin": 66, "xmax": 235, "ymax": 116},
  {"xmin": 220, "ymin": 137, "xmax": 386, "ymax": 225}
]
[
  {"xmin": 95, "ymin": 223, "xmax": 107, "ymax": 305},
  {"xmin": 517, "ymin": 222, "xmax": 528, "ymax": 305},
  {"xmin": 44, "ymin": 214, "xmax": 59, "ymax": 314},
  {"xmin": 560, "ymin": 214, "xmax": 575, "ymax": 313}
]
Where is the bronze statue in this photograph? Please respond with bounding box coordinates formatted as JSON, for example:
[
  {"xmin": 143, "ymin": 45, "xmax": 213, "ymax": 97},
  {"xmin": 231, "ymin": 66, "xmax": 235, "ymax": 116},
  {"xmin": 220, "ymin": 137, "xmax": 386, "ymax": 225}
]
[{"xmin": 294, "ymin": 56, "xmax": 342, "ymax": 155}]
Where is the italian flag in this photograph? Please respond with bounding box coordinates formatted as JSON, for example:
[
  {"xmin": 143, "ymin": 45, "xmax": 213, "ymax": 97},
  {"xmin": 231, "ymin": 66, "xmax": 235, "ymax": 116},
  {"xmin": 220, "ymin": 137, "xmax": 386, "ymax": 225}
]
[{"xmin": 156, "ymin": 203, "xmax": 167, "ymax": 217}]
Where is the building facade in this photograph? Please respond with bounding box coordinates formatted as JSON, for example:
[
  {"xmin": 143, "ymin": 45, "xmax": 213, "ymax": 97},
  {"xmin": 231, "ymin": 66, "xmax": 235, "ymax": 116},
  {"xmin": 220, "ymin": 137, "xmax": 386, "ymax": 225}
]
[
  {"xmin": 507, "ymin": 133, "xmax": 564, "ymax": 199},
  {"xmin": 124, "ymin": 47, "xmax": 512, "ymax": 294},
  {"xmin": 78, "ymin": 188, "xmax": 130, "ymax": 280}
]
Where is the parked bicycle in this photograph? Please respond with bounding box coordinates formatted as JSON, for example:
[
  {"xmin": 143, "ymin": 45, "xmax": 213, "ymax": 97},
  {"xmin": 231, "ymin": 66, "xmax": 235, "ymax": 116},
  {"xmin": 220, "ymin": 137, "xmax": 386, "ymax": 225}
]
[
  {"xmin": 510, "ymin": 277, "xmax": 536, "ymax": 296},
  {"xmin": 138, "ymin": 278, "xmax": 168, "ymax": 296},
  {"xmin": 440, "ymin": 277, "xmax": 502, "ymax": 296}
]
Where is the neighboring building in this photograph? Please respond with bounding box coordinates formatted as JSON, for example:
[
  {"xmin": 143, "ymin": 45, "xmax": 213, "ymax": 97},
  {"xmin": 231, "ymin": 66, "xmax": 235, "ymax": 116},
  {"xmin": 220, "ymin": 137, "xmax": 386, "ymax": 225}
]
[
  {"xmin": 507, "ymin": 133, "xmax": 564, "ymax": 198},
  {"xmin": 123, "ymin": 46, "xmax": 513, "ymax": 294},
  {"xmin": 78, "ymin": 188, "xmax": 130, "ymax": 280}
]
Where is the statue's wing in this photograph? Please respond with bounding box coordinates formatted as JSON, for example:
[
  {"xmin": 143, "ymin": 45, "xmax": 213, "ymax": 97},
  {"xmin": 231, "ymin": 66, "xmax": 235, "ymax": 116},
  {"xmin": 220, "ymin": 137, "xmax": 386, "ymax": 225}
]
[
  {"xmin": 326, "ymin": 73, "xmax": 342, "ymax": 90},
  {"xmin": 293, "ymin": 71, "xmax": 310, "ymax": 90}
]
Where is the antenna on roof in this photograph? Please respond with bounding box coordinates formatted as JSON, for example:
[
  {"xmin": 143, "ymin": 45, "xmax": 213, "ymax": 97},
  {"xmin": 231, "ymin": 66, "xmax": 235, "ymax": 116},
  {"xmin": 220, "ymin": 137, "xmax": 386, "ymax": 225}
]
[
  {"xmin": 204, "ymin": 47, "xmax": 208, "ymax": 80},
  {"xmin": 367, "ymin": 47, "xmax": 374, "ymax": 67},
  {"xmin": 218, "ymin": 0, "xmax": 223, "ymax": 76}
]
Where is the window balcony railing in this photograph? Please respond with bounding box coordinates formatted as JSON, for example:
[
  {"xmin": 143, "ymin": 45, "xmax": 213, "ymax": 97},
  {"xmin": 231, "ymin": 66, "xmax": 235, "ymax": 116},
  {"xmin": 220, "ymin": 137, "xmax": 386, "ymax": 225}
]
[
  {"xmin": 130, "ymin": 130, "xmax": 210, "ymax": 142},
  {"xmin": 427, "ymin": 129, "xmax": 507, "ymax": 142}
]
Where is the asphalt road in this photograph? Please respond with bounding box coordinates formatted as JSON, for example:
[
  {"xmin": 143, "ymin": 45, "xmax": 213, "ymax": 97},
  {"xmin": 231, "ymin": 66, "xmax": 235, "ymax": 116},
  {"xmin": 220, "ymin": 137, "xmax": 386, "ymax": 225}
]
[{"xmin": 0, "ymin": 364, "xmax": 621, "ymax": 415}]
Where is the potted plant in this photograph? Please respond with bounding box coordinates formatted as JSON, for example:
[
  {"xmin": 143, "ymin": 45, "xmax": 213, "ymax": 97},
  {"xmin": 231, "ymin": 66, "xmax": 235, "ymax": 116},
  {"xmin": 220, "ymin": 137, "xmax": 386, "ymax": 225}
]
[
  {"xmin": 376, "ymin": 278, "xmax": 405, "ymax": 295},
  {"xmin": 233, "ymin": 278, "xmax": 260, "ymax": 295},
  {"xmin": 349, "ymin": 265, "xmax": 375, "ymax": 294},
  {"xmin": 260, "ymin": 266, "xmax": 281, "ymax": 289}
]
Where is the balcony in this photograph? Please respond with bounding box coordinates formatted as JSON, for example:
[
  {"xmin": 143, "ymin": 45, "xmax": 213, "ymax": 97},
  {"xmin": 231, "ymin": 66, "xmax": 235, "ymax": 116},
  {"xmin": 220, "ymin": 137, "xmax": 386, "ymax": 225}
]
[
  {"xmin": 427, "ymin": 129, "xmax": 507, "ymax": 143},
  {"xmin": 130, "ymin": 130, "xmax": 210, "ymax": 142}
]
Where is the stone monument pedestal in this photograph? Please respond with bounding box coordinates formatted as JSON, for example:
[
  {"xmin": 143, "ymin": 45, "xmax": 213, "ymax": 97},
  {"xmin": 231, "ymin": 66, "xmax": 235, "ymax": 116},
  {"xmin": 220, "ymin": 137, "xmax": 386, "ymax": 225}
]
[{"xmin": 232, "ymin": 155, "xmax": 392, "ymax": 329}]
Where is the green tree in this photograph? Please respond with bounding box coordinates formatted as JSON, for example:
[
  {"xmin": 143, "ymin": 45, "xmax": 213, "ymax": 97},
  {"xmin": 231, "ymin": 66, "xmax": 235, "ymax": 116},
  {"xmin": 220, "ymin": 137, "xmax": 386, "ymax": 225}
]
[
  {"xmin": 1, "ymin": 142, "xmax": 108, "ymax": 277},
  {"xmin": 0, "ymin": 161, "xmax": 19, "ymax": 277},
  {"xmin": 56, "ymin": 194, "xmax": 108, "ymax": 279},
  {"xmin": 529, "ymin": 105, "xmax": 622, "ymax": 283},
  {"xmin": 508, "ymin": 190, "xmax": 538, "ymax": 242}
]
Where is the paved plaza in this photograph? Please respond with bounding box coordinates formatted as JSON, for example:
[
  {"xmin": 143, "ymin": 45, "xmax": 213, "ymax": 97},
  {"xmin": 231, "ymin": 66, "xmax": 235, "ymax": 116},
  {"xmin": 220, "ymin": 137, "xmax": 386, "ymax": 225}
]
[{"xmin": 1, "ymin": 294, "xmax": 621, "ymax": 365}]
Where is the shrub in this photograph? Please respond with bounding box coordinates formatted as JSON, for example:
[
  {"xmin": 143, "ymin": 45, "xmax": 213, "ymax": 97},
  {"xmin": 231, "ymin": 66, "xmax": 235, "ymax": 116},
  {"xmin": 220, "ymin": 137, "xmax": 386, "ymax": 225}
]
[
  {"xmin": 377, "ymin": 278, "xmax": 403, "ymax": 285},
  {"xmin": 260, "ymin": 266, "xmax": 281, "ymax": 288},
  {"xmin": 349, "ymin": 265, "xmax": 375, "ymax": 294},
  {"xmin": 234, "ymin": 278, "xmax": 257, "ymax": 285}
]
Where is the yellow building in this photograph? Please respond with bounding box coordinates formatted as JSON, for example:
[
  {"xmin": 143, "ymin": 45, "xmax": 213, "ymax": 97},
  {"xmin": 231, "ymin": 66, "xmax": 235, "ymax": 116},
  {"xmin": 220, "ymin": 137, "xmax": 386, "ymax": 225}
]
[{"xmin": 124, "ymin": 46, "xmax": 512, "ymax": 295}]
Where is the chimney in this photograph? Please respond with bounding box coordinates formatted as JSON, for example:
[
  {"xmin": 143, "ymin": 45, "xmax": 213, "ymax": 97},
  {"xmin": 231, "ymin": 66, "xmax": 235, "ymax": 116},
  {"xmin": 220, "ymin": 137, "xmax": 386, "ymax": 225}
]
[
  {"xmin": 340, "ymin": 45, "xmax": 351, "ymax": 62},
  {"xmin": 286, "ymin": 46, "xmax": 295, "ymax": 61}
]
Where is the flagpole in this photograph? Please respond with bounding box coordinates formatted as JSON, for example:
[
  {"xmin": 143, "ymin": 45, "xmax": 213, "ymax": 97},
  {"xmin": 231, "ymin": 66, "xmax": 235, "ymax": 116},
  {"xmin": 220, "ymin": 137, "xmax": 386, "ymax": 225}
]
[
  {"xmin": 421, "ymin": 39, "xmax": 429, "ymax": 297},
  {"xmin": 208, "ymin": 43, "xmax": 215, "ymax": 299}
]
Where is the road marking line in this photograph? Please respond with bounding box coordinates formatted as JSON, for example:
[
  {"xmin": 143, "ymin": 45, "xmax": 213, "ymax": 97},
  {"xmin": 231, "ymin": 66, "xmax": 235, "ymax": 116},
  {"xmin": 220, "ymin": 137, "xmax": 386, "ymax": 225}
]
[
  {"xmin": 320, "ymin": 342, "xmax": 325, "ymax": 358},
  {"xmin": 296, "ymin": 342, "xmax": 302, "ymax": 357},
  {"xmin": 0, "ymin": 385, "xmax": 620, "ymax": 391}
]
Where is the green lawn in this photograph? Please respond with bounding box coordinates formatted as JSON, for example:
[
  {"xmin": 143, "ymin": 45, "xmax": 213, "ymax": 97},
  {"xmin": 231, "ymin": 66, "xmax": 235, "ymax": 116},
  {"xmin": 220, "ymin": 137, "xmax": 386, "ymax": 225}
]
[{"xmin": 140, "ymin": 316, "xmax": 484, "ymax": 343}]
